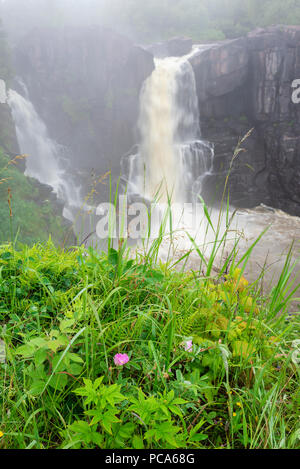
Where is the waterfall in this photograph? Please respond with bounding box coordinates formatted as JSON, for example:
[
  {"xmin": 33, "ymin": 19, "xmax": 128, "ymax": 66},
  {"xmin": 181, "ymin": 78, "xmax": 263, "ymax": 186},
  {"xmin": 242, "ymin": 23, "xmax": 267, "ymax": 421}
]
[
  {"xmin": 7, "ymin": 89, "xmax": 82, "ymax": 221},
  {"xmin": 123, "ymin": 51, "xmax": 213, "ymax": 204}
]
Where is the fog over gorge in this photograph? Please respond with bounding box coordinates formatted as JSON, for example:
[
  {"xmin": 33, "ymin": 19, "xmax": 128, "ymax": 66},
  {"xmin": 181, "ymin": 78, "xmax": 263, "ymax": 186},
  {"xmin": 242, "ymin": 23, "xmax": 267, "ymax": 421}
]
[
  {"xmin": 0, "ymin": 0, "xmax": 299, "ymax": 277},
  {"xmin": 0, "ymin": 0, "xmax": 299, "ymax": 451}
]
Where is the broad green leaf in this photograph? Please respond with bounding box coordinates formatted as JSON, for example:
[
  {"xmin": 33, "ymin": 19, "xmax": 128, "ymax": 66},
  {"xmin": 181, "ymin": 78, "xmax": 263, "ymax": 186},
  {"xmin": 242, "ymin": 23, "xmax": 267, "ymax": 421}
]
[
  {"xmin": 132, "ymin": 435, "xmax": 144, "ymax": 449},
  {"xmin": 48, "ymin": 373, "xmax": 68, "ymax": 391}
]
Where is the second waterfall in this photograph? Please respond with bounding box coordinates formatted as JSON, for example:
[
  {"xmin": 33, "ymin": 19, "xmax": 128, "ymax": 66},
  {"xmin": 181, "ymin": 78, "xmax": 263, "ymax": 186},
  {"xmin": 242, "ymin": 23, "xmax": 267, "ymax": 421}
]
[{"xmin": 124, "ymin": 52, "xmax": 214, "ymax": 204}]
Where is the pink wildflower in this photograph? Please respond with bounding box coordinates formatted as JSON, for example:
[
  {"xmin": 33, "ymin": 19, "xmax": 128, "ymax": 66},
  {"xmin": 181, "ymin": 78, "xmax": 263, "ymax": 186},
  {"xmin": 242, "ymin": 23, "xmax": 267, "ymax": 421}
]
[
  {"xmin": 114, "ymin": 353, "xmax": 130, "ymax": 366},
  {"xmin": 184, "ymin": 340, "xmax": 193, "ymax": 352}
]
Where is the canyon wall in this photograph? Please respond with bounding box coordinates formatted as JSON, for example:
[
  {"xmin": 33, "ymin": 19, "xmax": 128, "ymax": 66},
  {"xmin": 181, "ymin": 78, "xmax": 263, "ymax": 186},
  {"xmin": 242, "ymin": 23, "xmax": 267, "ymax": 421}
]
[
  {"xmin": 14, "ymin": 26, "xmax": 154, "ymax": 182},
  {"xmin": 0, "ymin": 79, "xmax": 20, "ymax": 160},
  {"xmin": 13, "ymin": 25, "xmax": 300, "ymax": 216},
  {"xmin": 190, "ymin": 26, "xmax": 300, "ymax": 216}
]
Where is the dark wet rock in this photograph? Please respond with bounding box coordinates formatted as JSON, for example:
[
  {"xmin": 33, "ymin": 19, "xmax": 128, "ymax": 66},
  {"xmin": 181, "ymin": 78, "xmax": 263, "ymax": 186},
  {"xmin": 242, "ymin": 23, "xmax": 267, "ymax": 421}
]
[
  {"xmin": 190, "ymin": 26, "xmax": 300, "ymax": 216},
  {"xmin": 12, "ymin": 25, "xmax": 300, "ymax": 217},
  {"xmin": 14, "ymin": 26, "xmax": 154, "ymax": 181},
  {"xmin": 0, "ymin": 80, "xmax": 20, "ymax": 163}
]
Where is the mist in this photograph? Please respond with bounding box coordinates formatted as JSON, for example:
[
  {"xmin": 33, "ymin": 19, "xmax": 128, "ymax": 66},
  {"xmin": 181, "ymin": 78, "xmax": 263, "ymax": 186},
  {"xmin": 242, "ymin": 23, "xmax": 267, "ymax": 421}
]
[
  {"xmin": 0, "ymin": 0, "xmax": 299, "ymax": 451},
  {"xmin": 1, "ymin": 0, "xmax": 300, "ymax": 45}
]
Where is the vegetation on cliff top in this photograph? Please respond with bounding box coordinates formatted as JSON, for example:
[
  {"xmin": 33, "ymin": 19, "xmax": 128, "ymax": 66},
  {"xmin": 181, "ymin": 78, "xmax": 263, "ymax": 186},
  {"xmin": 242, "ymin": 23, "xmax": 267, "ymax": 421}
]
[
  {"xmin": 1, "ymin": 0, "xmax": 300, "ymax": 44},
  {"xmin": 0, "ymin": 1, "xmax": 298, "ymax": 449}
]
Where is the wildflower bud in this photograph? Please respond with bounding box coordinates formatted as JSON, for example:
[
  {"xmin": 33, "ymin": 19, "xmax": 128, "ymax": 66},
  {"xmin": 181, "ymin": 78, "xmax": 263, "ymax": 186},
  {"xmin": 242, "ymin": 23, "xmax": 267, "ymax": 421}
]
[{"xmin": 183, "ymin": 340, "xmax": 193, "ymax": 352}]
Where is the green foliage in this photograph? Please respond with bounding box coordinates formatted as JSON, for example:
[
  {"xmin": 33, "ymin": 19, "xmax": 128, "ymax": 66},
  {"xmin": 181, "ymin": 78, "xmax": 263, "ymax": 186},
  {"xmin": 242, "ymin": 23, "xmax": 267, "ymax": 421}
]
[
  {"xmin": 0, "ymin": 241, "xmax": 299, "ymax": 449},
  {"xmin": 65, "ymin": 380, "xmax": 187, "ymax": 448},
  {"xmin": 0, "ymin": 149, "xmax": 70, "ymax": 246},
  {"xmin": 2, "ymin": 0, "xmax": 300, "ymax": 44}
]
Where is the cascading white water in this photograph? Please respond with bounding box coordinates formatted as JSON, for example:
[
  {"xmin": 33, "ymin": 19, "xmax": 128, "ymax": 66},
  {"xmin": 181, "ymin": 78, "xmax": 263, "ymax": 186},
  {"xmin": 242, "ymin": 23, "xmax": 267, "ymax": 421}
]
[
  {"xmin": 123, "ymin": 47, "xmax": 300, "ymax": 295},
  {"xmin": 120, "ymin": 48, "xmax": 219, "ymax": 258},
  {"xmin": 124, "ymin": 51, "xmax": 213, "ymax": 204},
  {"xmin": 7, "ymin": 89, "xmax": 83, "ymax": 221}
]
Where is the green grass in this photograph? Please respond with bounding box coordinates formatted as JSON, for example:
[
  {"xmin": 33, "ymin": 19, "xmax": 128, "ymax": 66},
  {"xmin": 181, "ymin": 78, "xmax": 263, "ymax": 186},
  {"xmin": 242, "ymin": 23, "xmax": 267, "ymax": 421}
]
[
  {"xmin": 0, "ymin": 232, "xmax": 299, "ymax": 449},
  {"xmin": 0, "ymin": 149, "xmax": 71, "ymax": 246},
  {"xmin": 0, "ymin": 133, "xmax": 299, "ymax": 449}
]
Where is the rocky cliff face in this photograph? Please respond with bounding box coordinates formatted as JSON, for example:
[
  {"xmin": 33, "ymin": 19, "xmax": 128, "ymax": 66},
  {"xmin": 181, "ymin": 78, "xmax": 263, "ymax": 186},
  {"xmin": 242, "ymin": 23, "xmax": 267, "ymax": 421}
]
[
  {"xmin": 190, "ymin": 26, "xmax": 300, "ymax": 216},
  {"xmin": 13, "ymin": 25, "xmax": 300, "ymax": 216},
  {"xmin": 0, "ymin": 79, "xmax": 75, "ymax": 244},
  {"xmin": 14, "ymin": 26, "xmax": 154, "ymax": 182},
  {"xmin": 0, "ymin": 79, "xmax": 20, "ymax": 160}
]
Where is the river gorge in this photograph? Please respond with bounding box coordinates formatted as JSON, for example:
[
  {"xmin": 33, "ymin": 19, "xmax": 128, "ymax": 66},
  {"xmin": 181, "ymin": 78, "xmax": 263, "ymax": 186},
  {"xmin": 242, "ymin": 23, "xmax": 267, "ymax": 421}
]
[{"xmin": 0, "ymin": 24, "xmax": 299, "ymax": 300}]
